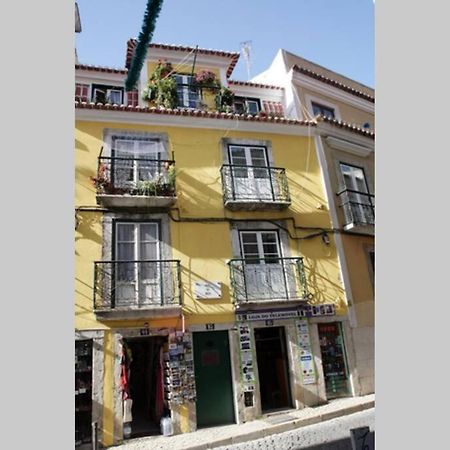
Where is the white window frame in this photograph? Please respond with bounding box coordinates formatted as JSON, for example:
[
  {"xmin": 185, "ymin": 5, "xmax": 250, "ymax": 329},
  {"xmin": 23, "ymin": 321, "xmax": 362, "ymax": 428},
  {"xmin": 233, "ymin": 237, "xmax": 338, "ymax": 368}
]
[
  {"xmin": 115, "ymin": 222, "xmax": 160, "ymax": 262},
  {"xmin": 239, "ymin": 230, "xmax": 282, "ymax": 262},
  {"xmin": 174, "ymin": 74, "xmax": 199, "ymax": 108},
  {"xmin": 233, "ymin": 98, "xmax": 260, "ymax": 114},
  {"xmin": 106, "ymin": 89, "xmax": 123, "ymax": 104},
  {"xmin": 228, "ymin": 145, "xmax": 270, "ymax": 170},
  {"xmin": 112, "ymin": 137, "xmax": 164, "ymax": 186},
  {"xmin": 114, "ymin": 221, "xmax": 161, "ymax": 306},
  {"xmin": 339, "ymin": 162, "xmax": 374, "ymax": 226}
]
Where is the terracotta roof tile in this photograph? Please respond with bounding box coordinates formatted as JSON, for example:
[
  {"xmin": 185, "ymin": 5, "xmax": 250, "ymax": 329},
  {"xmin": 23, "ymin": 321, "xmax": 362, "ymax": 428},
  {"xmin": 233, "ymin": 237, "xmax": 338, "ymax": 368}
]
[
  {"xmin": 316, "ymin": 115, "xmax": 375, "ymax": 137},
  {"xmin": 75, "ymin": 101, "xmax": 374, "ymax": 139},
  {"xmin": 293, "ymin": 65, "xmax": 375, "ymax": 103},
  {"xmin": 126, "ymin": 40, "xmax": 240, "ymax": 78},
  {"xmin": 75, "ymin": 100, "xmax": 311, "ymax": 126},
  {"xmin": 228, "ymin": 80, "xmax": 284, "ymax": 90},
  {"xmin": 75, "ymin": 63, "xmax": 128, "ymax": 75}
]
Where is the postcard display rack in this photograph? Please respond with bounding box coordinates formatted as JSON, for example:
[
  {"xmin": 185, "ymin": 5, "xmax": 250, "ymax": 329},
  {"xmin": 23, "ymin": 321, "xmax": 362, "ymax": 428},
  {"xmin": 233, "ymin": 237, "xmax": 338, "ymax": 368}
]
[
  {"xmin": 163, "ymin": 331, "xmax": 196, "ymax": 406},
  {"xmin": 296, "ymin": 319, "xmax": 317, "ymax": 385},
  {"xmin": 75, "ymin": 340, "xmax": 93, "ymax": 446},
  {"xmin": 238, "ymin": 323, "xmax": 256, "ymax": 407}
]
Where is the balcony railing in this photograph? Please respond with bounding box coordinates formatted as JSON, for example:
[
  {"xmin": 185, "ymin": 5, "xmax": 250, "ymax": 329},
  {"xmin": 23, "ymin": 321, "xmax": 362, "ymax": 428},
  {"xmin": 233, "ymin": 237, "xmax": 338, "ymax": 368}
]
[
  {"xmin": 94, "ymin": 156, "xmax": 176, "ymax": 208},
  {"xmin": 228, "ymin": 257, "xmax": 310, "ymax": 305},
  {"xmin": 93, "ymin": 260, "xmax": 182, "ymax": 312},
  {"xmin": 220, "ymin": 165, "xmax": 291, "ymax": 210},
  {"xmin": 337, "ymin": 188, "xmax": 375, "ymax": 227}
]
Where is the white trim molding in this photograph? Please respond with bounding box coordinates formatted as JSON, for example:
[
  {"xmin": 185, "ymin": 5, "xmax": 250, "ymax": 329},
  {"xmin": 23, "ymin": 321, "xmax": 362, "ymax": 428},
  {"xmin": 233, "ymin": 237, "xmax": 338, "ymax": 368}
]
[
  {"xmin": 325, "ymin": 136, "xmax": 373, "ymax": 157},
  {"xmin": 293, "ymin": 72, "xmax": 375, "ymax": 114}
]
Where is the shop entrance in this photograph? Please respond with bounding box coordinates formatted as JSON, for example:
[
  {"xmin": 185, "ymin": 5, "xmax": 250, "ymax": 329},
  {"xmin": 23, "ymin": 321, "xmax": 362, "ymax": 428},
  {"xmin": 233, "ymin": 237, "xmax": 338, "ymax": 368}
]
[
  {"xmin": 122, "ymin": 336, "xmax": 167, "ymax": 438},
  {"xmin": 255, "ymin": 326, "xmax": 292, "ymax": 412},
  {"xmin": 193, "ymin": 331, "xmax": 235, "ymax": 428},
  {"xmin": 318, "ymin": 322, "xmax": 350, "ymax": 398}
]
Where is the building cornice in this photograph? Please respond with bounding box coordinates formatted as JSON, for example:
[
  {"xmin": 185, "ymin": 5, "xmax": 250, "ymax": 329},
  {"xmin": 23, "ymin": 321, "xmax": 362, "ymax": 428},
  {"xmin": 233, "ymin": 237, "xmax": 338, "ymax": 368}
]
[
  {"xmin": 325, "ymin": 136, "xmax": 374, "ymax": 157},
  {"xmin": 292, "ymin": 70, "xmax": 375, "ymax": 114},
  {"xmin": 75, "ymin": 102, "xmax": 316, "ymax": 136}
]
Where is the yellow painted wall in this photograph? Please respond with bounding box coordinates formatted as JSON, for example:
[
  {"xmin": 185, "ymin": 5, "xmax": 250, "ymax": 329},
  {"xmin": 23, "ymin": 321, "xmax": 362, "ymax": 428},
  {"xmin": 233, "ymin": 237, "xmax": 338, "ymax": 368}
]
[
  {"xmin": 342, "ymin": 234, "xmax": 374, "ymax": 328},
  {"xmin": 75, "ymin": 119, "xmax": 348, "ymax": 330},
  {"xmin": 146, "ymin": 61, "xmax": 220, "ymax": 109}
]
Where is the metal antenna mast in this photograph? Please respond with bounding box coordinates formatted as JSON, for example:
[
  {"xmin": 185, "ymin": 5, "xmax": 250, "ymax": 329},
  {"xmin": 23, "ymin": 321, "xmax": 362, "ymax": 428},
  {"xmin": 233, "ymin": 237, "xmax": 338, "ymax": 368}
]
[{"xmin": 240, "ymin": 41, "xmax": 252, "ymax": 80}]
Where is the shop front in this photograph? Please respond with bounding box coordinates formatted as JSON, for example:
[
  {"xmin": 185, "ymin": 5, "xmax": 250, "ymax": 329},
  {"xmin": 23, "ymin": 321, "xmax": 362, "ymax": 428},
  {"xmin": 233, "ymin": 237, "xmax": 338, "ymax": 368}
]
[
  {"xmin": 233, "ymin": 304, "xmax": 355, "ymax": 422},
  {"xmin": 111, "ymin": 324, "xmax": 198, "ymax": 443}
]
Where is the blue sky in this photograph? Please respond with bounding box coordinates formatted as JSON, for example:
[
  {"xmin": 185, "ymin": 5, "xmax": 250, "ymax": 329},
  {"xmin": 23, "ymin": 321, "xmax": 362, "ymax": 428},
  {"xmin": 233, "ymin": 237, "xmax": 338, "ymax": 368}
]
[{"xmin": 76, "ymin": 0, "xmax": 374, "ymax": 87}]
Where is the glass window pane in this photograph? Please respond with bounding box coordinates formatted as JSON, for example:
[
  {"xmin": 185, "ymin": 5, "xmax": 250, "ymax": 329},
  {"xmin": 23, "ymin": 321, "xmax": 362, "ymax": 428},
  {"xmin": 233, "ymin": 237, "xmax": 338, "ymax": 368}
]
[
  {"xmin": 241, "ymin": 233, "xmax": 258, "ymax": 243},
  {"xmin": 262, "ymin": 243, "xmax": 278, "ymax": 255},
  {"xmin": 140, "ymin": 224, "xmax": 158, "ymax": 242},
  {"xmin": 117, "ymin": 242, "xmax": 134, "ymax": 261},
  {"xmin": 136, "ymin": 140, "xmax": 160, "ymax": 157},
  {"xmin": 261, "ymin": 233, "xmax": 277, "ymax": 243},
  {"xmin": 140, "ymin": 242, "xmax": 158, "ymax": 260},
  {"xmin": 230, "ymin": 146, "xmax": 246, "ymax": 158},
  {"xmin": 115, "ymin": 139, "xmax": 135, "ymax": 154},
  {"xmin": 117, "ymin": 224, "xmax": 135, "ymax": 242},
  {"xmin": 247, "ymin": 101, "xmax": 259, "ymax": 114},
  {"xmin": 243, "ymin": 244, "xmax": 259, "ymax": 255}
]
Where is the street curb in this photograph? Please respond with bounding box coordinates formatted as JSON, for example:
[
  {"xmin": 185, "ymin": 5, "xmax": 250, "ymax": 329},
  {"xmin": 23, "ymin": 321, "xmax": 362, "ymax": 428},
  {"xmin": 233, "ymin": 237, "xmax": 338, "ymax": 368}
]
[{"xmin": 184, "ymin": 400, "xmax": 375, "ymax": 450}]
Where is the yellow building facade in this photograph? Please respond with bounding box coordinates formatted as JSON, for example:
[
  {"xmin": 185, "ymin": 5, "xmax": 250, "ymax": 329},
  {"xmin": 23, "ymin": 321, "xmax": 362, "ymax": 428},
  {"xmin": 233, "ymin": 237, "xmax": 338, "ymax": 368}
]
[{"xmin": 75, "ymin": 43, "xmax": 370, "ymax": 447}]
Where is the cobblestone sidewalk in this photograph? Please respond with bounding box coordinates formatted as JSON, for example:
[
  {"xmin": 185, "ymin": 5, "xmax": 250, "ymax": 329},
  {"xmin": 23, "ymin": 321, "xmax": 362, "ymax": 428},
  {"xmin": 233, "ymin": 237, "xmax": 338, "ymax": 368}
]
[{"xmin": 108, "ymin": 394, "xmax": 374, "ymax": 450}]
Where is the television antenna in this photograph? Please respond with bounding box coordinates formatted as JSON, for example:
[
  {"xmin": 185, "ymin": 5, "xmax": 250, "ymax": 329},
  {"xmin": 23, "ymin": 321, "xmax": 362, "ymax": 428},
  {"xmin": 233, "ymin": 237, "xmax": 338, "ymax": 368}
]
[{"xmin": 240, "ymin": 41, "xmax": 252, "ymax": 80}]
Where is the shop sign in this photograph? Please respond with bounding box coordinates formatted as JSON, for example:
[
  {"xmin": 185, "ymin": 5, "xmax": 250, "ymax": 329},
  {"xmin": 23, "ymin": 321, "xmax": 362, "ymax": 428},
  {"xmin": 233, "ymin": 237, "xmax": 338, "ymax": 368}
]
[{"xmin": 237, "ymin": 304, "xmax": 335, "ymax": 322}]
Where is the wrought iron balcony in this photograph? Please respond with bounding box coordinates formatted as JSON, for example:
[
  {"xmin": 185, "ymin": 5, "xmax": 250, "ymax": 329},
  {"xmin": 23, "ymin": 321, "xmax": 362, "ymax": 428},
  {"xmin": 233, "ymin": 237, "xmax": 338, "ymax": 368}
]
[
  {"xmin": 228, "ymin": 257, "xmax": 310, "ymax": 305},
  {"xmin": 220, "ymin": 165, "xmax": 291, "ymax": 210},
  {"xmin": 94, "ymin": 156, "xmax": 176, "ymax": 208},
  {"xmin": 337, "ymin": 188, "xmax": 375, "ymax": 230},
  {"xmin": 93, "ymin": 260, "xmax": 182, "ymax": 319}
]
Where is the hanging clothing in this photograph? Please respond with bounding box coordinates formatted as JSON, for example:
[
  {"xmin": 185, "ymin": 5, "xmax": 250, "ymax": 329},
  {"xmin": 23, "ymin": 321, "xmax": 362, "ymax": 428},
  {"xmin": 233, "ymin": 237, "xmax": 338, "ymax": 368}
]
[{"xmin": 120, "ymin": 342, "xmax": 132, "ymax": 400}]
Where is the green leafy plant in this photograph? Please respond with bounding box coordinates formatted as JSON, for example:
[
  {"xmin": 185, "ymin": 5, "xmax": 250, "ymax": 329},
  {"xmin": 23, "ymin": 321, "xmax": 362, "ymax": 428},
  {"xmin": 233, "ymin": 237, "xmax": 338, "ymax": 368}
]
[
  {"xmin": 142, "ymin": 60, "xmax": 178, "ymax": 108},
  {"xmin": 167, "ymin": 164, "xmax": 176, "ymax": 189},
  {"xmin": 135, "ymin": 180, "xmax": 158, "ymax": 196},
  {"xmin": 215, "ymin": 87, "xmax": 235, "ymax": 110}
]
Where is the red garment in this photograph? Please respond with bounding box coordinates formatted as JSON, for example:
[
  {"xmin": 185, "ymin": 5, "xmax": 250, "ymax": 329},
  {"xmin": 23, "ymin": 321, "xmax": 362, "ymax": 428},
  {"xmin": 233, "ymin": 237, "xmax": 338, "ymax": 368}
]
[{"xmin": 120, "ymin": 345, "xmax": 131, "ymax": 400}]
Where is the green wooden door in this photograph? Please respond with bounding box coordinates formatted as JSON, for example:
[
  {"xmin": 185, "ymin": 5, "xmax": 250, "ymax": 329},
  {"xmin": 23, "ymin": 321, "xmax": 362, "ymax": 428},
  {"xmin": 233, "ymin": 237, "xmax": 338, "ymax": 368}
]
[{"xmin": 193, "ymin": 331, "xmax": 235, "ymax": 427}]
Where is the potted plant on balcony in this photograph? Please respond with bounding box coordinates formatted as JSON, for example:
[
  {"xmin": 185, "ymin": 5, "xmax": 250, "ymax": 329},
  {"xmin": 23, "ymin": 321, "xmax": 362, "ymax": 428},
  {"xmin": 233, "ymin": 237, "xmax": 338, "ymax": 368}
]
[
  {"xmin": 91, "ymin": 163, "xmax": 110, "ymax": 194},
  {"xmin": 215, "ymin": 87, "xmax": 235, "ymax": 112},
  {"xmin": 194, "ymin": 70, "xmax": 220, "ymax": 92},
  {"xmin": 142, "ymin": 60, "xmax": 179, "ymax": 109}
]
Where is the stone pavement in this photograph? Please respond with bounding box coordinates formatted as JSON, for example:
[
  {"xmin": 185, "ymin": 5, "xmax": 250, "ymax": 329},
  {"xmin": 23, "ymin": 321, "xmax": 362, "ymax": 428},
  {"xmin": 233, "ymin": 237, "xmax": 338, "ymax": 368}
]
[
  {"xmin": 215, "ymin": 408, "xmax": 375, "ymax": 450},
  {"xmin": 108, "ymin": 394, "xmax": 374, "ymax": 450}
]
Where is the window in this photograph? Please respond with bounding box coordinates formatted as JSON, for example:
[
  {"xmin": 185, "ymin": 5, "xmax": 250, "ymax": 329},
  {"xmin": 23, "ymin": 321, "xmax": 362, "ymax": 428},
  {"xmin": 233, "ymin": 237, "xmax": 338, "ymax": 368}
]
[
  {"xmin": 111, "ymin": 136, "xmax": 164, "ymax": 187},
  {"xmin": 91, "ymin": 84, "xmax": 124, "ymax": 104},
  {"xmin": 339, "ymin": 163, "xmax": 374, "ymax": 225},
  {"xmin": 174, "ymin": 74, "xmax": 200, "ymax": 108},
  {"xmin": 239, "ymin": 231, "xmax": 281, "ymax": 264},
  {"xmin": 311, "ymin": 102, "xmax": 335, "ymax": 119},
  {"xmin": 107, "ymin": 89, "xmax": 123, "ymax": 104},
  {"xmin": 114, "ymin": 222, "xmax": 161, "ymax": 305},
  {"xmin": 227, "ymin": 145, "xmax": 274, "ymax": 200},
  {"xmin": 233, "ymin": 97, "xmax": 261, "ymax": 114},
  {"xmin": 237, "ymin": 230, "xmax": 290, "ymax": 300}
]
